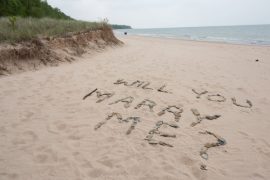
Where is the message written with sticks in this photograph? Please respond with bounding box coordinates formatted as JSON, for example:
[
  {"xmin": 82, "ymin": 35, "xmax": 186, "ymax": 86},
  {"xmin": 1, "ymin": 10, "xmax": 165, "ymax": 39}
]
[{"xmin": 83, "ymin": 79, "xmax": 253, "ymax": 164}]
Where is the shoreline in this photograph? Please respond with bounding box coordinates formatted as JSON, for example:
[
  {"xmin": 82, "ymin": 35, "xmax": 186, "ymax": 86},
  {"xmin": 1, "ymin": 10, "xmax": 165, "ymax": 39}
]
[{"xmin": 116, "ymin": 33, "xmax": 270, "ymax": 47}]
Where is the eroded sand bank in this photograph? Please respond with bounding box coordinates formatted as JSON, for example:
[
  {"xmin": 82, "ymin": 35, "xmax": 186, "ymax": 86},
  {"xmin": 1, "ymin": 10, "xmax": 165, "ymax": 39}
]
[{"xmin": 0, "ymin": 36, "xmax": 270, "ymax": 180}]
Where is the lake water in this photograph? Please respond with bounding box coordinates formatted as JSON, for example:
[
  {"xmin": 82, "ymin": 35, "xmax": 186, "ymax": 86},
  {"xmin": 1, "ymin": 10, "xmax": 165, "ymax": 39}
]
[{"xmin": 115, "ymin": 25, "xmax": 270, "ymax": 45}]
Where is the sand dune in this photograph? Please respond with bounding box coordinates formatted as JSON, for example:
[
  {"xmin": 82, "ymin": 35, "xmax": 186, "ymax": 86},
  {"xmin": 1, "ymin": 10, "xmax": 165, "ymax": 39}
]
[{"xmin": 0, "ymin": 36, "xmax": 270, "ymax": 180}]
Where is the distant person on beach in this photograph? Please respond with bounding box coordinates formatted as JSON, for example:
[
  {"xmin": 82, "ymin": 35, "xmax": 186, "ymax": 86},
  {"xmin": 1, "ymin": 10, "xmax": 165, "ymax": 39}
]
[{"xmin": 124, "ymin": 32, "xmax": 127, "ymax": 35}]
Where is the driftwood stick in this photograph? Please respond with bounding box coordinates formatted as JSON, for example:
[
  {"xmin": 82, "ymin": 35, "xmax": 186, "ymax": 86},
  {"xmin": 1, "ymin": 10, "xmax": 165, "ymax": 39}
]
[
  {"xmin": 192, "ymin": 89, "xmax": 208, "ymax": 99},
  {"xmin": 232, "ymin": 97, "xmax": 252, "ymax": 108},
  {"xmin": 207, "ymin": 94, "xmax": 226, "ymax": 102},
  {"xmin": 83, "ymin": 88, "xmax": 98, "ymax": 100}
]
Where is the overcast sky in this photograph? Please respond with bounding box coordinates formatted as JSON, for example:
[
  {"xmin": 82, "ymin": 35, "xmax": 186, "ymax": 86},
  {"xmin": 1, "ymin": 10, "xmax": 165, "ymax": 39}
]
[{"xmin": 47, "ymin": 0, "xmax": 270, "ymax": 28}]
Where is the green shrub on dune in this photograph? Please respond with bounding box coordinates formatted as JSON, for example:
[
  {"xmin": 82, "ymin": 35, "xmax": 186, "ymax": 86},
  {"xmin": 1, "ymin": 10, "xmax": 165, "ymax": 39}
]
[{"xmin": 0, "ymin": 0, "xmax": 71, "ymax": 19}]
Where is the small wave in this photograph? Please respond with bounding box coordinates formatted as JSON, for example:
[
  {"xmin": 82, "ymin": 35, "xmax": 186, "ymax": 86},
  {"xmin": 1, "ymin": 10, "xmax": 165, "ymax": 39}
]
[{"xmin": 115, "ymin": 25, "xmax": 270, "ymax": 45}]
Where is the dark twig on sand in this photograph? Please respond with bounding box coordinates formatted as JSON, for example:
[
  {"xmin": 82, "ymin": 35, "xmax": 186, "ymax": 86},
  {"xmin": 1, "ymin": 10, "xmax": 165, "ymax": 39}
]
[
  {"xmin": 157, "ymin": 85, "xmax": 172, "ymax": 94},
  {"xmin": 207, "ymin": 94, "xmax": 226, "ymax": 102},
  {"xmin": 190, "ymin": 109, "xmax": 221, "ymax": 127},
  {"xmin": 82, "ymin": 88, "xmax": 114, "ymax": 103},
  {"xmin": 83, "ymin": 88, "xmax": 98, "ymax": 100},
  {"xmin": 192, "ymin": 89, "xmax": 208, "ymax": 99},
  {"xmin": 231, "ymin": 97, "xmax": 252, "ymax": 108}
]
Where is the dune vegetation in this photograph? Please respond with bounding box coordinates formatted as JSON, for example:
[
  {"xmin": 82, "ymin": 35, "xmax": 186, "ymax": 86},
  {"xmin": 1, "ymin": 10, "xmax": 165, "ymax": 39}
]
[
  {"xmin": 0, "ymin": 0, "xmax": 130, "ymax": 43},
  {"xmin": 0, "ymin": 17, "xmax": 109, "ymax": 42},
  {"xmin": 0, "ymin": 0, "xmax": 109, "ymax": 42}
]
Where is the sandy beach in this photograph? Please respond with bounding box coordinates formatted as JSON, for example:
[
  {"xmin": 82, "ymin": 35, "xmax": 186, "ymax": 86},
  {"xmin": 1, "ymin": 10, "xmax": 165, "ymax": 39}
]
[{"xmin": 1, "ymin": 35, "xmax": 270, "ymax": 180}]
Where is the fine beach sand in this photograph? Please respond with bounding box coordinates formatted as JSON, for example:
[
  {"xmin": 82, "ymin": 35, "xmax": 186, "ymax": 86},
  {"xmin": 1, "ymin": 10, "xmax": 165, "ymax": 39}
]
[{"xmin": 1, "ymin": 35, "xmax": 270, "ymax": 180}]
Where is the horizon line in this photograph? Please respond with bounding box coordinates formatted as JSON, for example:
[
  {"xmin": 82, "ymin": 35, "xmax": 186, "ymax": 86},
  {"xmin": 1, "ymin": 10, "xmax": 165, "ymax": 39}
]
[{"xmin": 130, "ymin": 23, "xmax": 270, "ymax": 30}]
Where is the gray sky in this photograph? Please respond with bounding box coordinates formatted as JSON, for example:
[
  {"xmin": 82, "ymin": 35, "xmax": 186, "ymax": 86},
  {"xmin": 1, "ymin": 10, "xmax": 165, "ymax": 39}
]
[{"xmin": 47, "ymin": 0, "xmax": 270, "ymax": 28}]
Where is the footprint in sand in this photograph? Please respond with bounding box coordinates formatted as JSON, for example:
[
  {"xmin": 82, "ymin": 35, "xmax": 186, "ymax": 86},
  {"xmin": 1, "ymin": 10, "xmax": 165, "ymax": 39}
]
[
  {"xmin": 180, "ymin": 156, "xmax": 207, "ymax": 178},
  {"xmin": 33, "ymin": 146, "xmax": 59, "ymax": 164},
  {"xmin": 12, "ymin": 131, "xmax": 38, "ymax": 149},
  {"xmin": 97, "ymin": 156, "xmax": 115, "ymax": 169},
  {"xmin": 67, "ymin": 129, "xmax": 85, "ymax": 140},
  {"xmin": 0, "ymin": 172, "xmax": 18, "ymax": 179},
  {"xmin": 20, "ymin": 111, "xmax": 35, "ymax": 122},
  {"xmin": 46, "ymin": 121, "xmax": 68, "ymax": 134},
  {"xmin": 191, "ymin": 166, "xmax": 207, "ymax": 180},
  {"xmin": 87, "ymin": 168, "xmax": 105, "ymax": 178},
  {"xmin": 73, "ymin": 152, "xmax": 93, "ymax": 169},
  {"xmin": 0, "ymin": 126, "xmax": 7, "ymax": 135},
  {"xmin": 252, "ymin": 172, "xmax": 266, "ymax": 180},
  {"xmin": 181, "ymin": 156, "xmax": 196, "ymax": 167}
]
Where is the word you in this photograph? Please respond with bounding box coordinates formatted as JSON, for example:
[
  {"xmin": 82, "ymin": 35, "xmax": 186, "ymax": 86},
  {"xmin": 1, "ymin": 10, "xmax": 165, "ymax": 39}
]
[{"xmin": 192, "ymin": 89, "xmax": 253, "ymax": 108}]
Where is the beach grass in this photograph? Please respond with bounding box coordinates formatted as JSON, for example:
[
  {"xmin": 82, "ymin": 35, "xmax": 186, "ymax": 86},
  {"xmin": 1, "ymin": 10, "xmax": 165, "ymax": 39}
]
[{"xmin": 0, "ymin": 17, "xmax": 107, "ymax": 43}]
